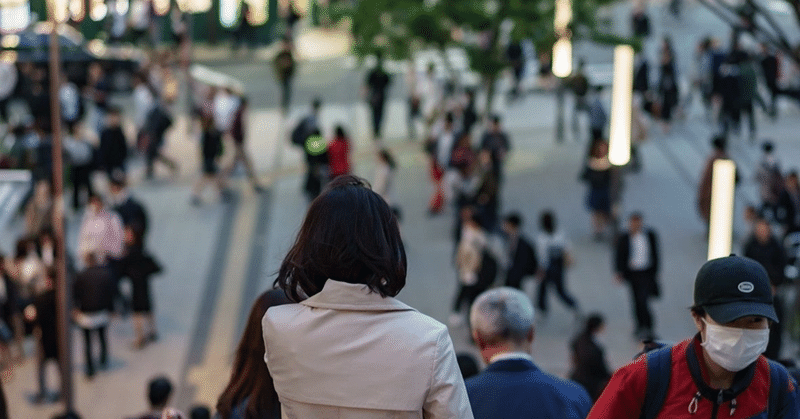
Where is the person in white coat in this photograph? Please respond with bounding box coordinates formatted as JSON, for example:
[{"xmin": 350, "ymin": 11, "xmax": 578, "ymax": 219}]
[{"xmin": 263, "ymin": 175, "xmax": 474, "ymax": 419}]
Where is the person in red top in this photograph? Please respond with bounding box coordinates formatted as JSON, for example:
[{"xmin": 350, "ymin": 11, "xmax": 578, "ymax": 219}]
[
  {"xmin": 588, "ymin": 255, "xmax": 799, "ymax": 419},
  {"xmin": 327, "ymin": 126, "xmax": 351, "ymax": 180}
]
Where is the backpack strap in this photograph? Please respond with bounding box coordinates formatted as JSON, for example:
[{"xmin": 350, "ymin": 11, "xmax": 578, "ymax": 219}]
[
  {"xmin": 640, "ymin": 346, "xmax": 673, "ymax": 419},
  {"xmin": 767, "ymin": 359, "xmax": 790, "ymax": 419}
]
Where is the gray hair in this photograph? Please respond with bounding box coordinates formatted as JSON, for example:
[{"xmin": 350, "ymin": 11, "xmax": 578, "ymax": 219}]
[{"xmin": 470, "ymin": 287, "xmax": 535, "ymax": 344}]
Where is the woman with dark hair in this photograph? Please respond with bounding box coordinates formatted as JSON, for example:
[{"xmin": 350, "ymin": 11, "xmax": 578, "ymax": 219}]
[
  {"xmin": 215, "ymin": 289, "xmax": 290, "ymax": 419},
  {"xmin": 263, "ymin": 175, "xmax": 473, "ymax": 418},
  {"xmin": 569, "ymin": 313, "xmax": 612, "ymax": 402},
  {"xmin": 581, "ymin": 139, "xmax": 613, "ymax": 240}
]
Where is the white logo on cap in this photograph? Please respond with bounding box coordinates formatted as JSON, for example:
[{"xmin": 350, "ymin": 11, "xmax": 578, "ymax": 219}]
[{"xmin": 738, "ymin": 282, "xmax": 754, "ymax": 293}]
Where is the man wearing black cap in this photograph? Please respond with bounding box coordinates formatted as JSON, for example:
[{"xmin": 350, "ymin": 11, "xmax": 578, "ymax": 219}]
[{"xmin": 588, "ymin": 255, "xmax": 799, "ymax": 418}]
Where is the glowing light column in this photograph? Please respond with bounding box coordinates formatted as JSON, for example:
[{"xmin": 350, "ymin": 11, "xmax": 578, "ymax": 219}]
[
  {"xmin": 552, "ymin": 0, "xmax": 572, "ymax": 78},
  {"xmin": 708, "ymin": 159, "xmax": 736, "ymax": 260},
  {"xmin": 609, "ymin": 44, "xmax": 634, "ymax": 166}
]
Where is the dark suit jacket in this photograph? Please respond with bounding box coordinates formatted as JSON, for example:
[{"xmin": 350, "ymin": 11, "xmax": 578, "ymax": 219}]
[
  {"xmin": 506, "ymin": 235, "xmax": 538, "ymax": 288},
  {"xmin": 614, "ymin": 229, "xmax": 659, "ymax": 278},
  {"xmin": 466, "ymin": 358, "xmax": 592, "ymax": 419},
  {"xmin": 570, "ymin": 332, "xmax": 612, "ymax": 401}
]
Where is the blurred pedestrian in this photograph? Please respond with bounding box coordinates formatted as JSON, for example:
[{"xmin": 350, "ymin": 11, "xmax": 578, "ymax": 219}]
[
  {"xmin": 302, "ymin": 130, "xmax": 329, "ymax": 202},
  {"xmin": 415, "ymin": 63, "xmax": 443, "ymax": 141},
  {"xmin": 738, "ymin": 52, "xmax": 759, "ymax": 143},
  {"xmin": 777, "ymin": 171, "xmax": 800, "ymax": 233},
  {"xmin": 290, "ymin": 98, "xmax": 321, "ymax": 149},
  {"xmin": 143, "ymin": 99, "xmax": 179, "ymax": 180},
  {"xmin": 24, "ymin": 180, "xmax": 53, "ymax": 237},
  {"xmin": 222, "ymin": 97, "xmax": 263, "ymax": 192},
  {"xmin": 264, "ymin": 176, "xmax": 473, "ymax": 418},
  {"xmin": 372, "ymin": 149, "xmax": 396, "ymax": 206},
  {"xmin": 479, "ymin": 116, "xmax": 511, "ymax": 180},
  {"xmin": 118, "ymin": 226, "xmax": 162, "ymax": 349},
  {"xmin": 759, "ymin": 43, "xmax": 779, "ymax": 117},
  {"xmin": 132, "ymin": 376, "xmax": 175, "ymax": 419},
  {"xmin": 452, "ymin": 210, "xmax": 489, "ymax": 326},
  {"xmin": 74, "ymin": 253, "xmax": 114, "ymax": 378},
  {"xmin": 63, "ymin": 123, "xmax": 96, "ymax": 210},
  {"xmin": 697, "ymin": 135, "xmax": 732, "ymax": 224},
  {"xmin": 132, "ymin": 73, "xmax": 155, "ymax": 150},
  {"xmin": 78, "ymin": 193, "xmax": 124, "ymax": 266},
  {"xmin": 755, "ymin": 141, "xmax": 784, "ymax": 222},
  {"xmin": 465, "ymin": 288, "xmax": 592, "ymax": 419},
  {"xmin": 581, "ymin": 139, "xmax": 613, "ymax": 240},
  {"xmin": 365, "ymin": 53, "xmax": 391, "ymax": 141},
  {"xmin": 215, "ymin": 289, "xmax": 290, "ymax": 419},
  {"xmin": 427, "ymin": 113, "xmax": 457, "ymax": 214},
  {"xmin": 507, "ymin": 41, "xmax": 525, "ymax": 99},
  {"xmin": 190, "ymin": 406, "xmax": 210, "ymax": 419},
  {"xmin": 588, "ymin": 256, "xmax": 798, "ymax": 418},
  {"xmin": 86, "ymin": 63, "xmax": 111, "ymax": 135},
  {"xmin": 502, "ymin": 213, "xmax": 538, "ymax": 290},
  {"xmin": 588, "ymin": 86, "xmax": 607, "ymax": 142},
  {"xmin": 614, "ymin": 212, "xmax": 660, "ymax": 341},
  {"xmin": 191, "ymin": 112, "xmax": 229, "ymax": 206},
  {"xmin": 109, "ymin": 173, "xmax": 149, "ymax": 239},
  {"xmin": 569, "ymin": 313, "xmax": 612, "ymax": 402},
  {"xmin": 535, "ymin": 211, "xmax": 580, "ymax": 320},
  {"xmin": 98, "ymin": 107, "xmax": 128, "ymax": 177},
  {"xmin": 274, "ymin": 38, "xmax": 295, "ymax": 112},
  {"xmin": 570, "ymin": 60, "xmax": 590, "ymax": 136},
  {"xmin": 657, "ymin": 41, "xmax": 679, "ymax": 132},
  {"xmin": 31, "ymin": 268, "xmax": 60, "ymax": 403},
  {"xmin": 327, "ymin": 125, "xmax": 351, "ymax": 180}
]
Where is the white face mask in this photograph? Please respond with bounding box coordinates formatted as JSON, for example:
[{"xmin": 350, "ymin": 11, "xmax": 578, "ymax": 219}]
[{"xmin": 701, "ymin": 319, "xmax": 769, "ymax": 372}]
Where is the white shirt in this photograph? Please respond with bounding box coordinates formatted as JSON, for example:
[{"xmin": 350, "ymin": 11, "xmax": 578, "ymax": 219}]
[
  {"xmin": 133, "ymin": 84, "xmax": 155, "ymax": 131},
  {"xmin": 628, "ymin": 231, "xmax": 651, "ymax": 271},
  {"xmin": 536, "ymin": 231, "xmax": 570, "ymax": 269},
  {"xmin": 213, "ymin": 91, "xmax": 241, "ymax": 133},
  {"xmin": 59, "ymin": 82, "xmax": 81, "ymax": 122},
  {"xmin": 436, "ymin": 129, "xmax": 456, "ymax": 168},
  {"xmin": 490, "ymin": 352, "xmax": 534, "ymax": 364}
]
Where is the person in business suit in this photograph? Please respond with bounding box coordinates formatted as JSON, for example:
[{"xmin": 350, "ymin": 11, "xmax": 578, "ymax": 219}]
[
  {"xmin": 502, "ymin": 213, "xmax": 538, "ymax": 290},
  {"xmin": 465, "ymin": 287, "xmax": 593, "ymax": 419},
  {"xmin": 614, "ymin": 212, "xmax": 660, "ymax": 340},
  {"xmin": 569, "ymin": 314, "xmax": 612, "ymax": 402}
]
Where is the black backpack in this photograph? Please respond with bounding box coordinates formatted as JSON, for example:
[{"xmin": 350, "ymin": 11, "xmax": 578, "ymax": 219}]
[
  {"xmin": 639, "ymin": 346, "xmax": 794, "ymax": 419},
  {"xmin": 291, "ymin": 117, "xmax": 313, "ymax": 147}
]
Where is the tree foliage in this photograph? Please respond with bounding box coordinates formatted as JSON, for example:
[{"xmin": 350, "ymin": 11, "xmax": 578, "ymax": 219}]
[{"xmin": 326, "ymin": 0, "xmax": 621, "ymax": 80}]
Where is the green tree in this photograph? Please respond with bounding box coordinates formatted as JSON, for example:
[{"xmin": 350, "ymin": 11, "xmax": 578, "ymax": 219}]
[{"xmin": 326, "ymin": 0, "xmax": 625, "ymax": 111}]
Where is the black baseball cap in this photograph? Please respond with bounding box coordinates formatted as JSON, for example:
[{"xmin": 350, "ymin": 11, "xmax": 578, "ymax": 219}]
[{"xmin": 694, "ymin": 255, "xmax": 778, "ymax": 324}]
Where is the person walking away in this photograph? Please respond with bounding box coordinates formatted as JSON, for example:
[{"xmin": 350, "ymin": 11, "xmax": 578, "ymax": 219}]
[
  {"xmin": 222, "ymin": 97, "xmax": 263, "ymax": 192},
  {"xmin": 119, "ymin": 226, "xmax": 162, "ymax": 349},
  {"xmin": 479, "ymin": 115, "xmax": 511, "ymax": 181},
  {"xmin": 569, "ymin": 60, "xmax": 590, "ymax": 137},
  {"xmin": 263, "ymin": 176, "xmax": 473, "ymax": 418},
  {"xmin": 760, "ymin": 43, "xmax": 779, "ymax": 117},
  {"xmin": 365, "ymin": 53, "xmax": 392, "ymax": 141},
  {"xmin": 373, "ymin": 149, "xmax": 397, "ymax": 208},
  {"xmin": 738, "ymin": 54, "xmax": 759, "ymax": 143},
  {"xmin": 143, "ymin": 99, "xmax": 179, "ymax": 179},
  {"xmin": 274, "ymin": 38, "xmax": 295, "ymax": 113},
  {"xmin": 302, "ymin": 130, "xmax": 329, "ymax": 202},
  {"xmin": 719, "ymin": 51, "xmax": 744, "ymax": 140},
  {"xmin": 452, "ymin": 210, "xmax": 488, "ymax": 326},
  {"xmin": 215, "ymin": 289, "xmax": 291, "ymax": 419},
  {"xmin": 132, "ymin": 376, "xmax": 175, "ymax": 419},
  {"xmin": 74, "ymin": 253, "xmax": 114, "ymax": 378},
  {"xmin": 588, "ymin": 86, "xmax": 607, "ymax": 142},
  {"xmin": 755, "ymin": 141, "xmax": 784, "ymax": 222},
  {"xmin": 502, "ymin": 212, "xmax": 538, "ymax": 290},
  {"xmin": 465, "ymin": 288, "xmax": 593, "ymax": 419},
  {"xmin": 507, "ymin": 41, "xmax": 525, "ymax": 99},
  {"xmin": 427, "ymin": 113, "xmax": 457, "ymax": 214},
  {"xmin": 588, "ymin": 255, "xmax": 799, "ymax": 418},
  {"xmin": 581, "ymin": 139, "xmax": 613, "ymax": 240},
  {"xmin": 25, "ymin": 180, "xmax": 54, "ymax": 237},
  {"xmin": 31, "ymin": 268, "xmax": 61, "ymax": 403},
  {"xmin": 570, "ymin": 313, "xmax": 612, "ymax": 402},
  {"xmin": 697, "ymin": 136, "xmax": 733, "ymax": 224},
  {"xmin": 109, "ymin": 173, "xmax": 149, "ymax": 240},
  {"xmin": 132, "ymin": 73, "xmax": 155, "ymax": 152},
  {"xmin": 777, "ymin": 171, "xmax": 800, "ymax": 234},
  {"xmin": 98, "ymin": 107, "xmax": 128, "ymax": 177},
  {"xmin": 415, "ymin": 63, "xmax": 443, "ymax": 141},
  {"xmin": 327, "ymin": 126, "xmax": 351, "ymax": 180},
  {"xmin": 657, "ymin": 43, "xmax": 679, "ymax": 133},
  {"xmin": 59, "ymin": 73, "xmax": 83, "ymax": 128},
  {"xmin": 64, "ymin": 123, "xmax": 96, "ymax": 210},
  {"xmin": 536, "ymin": 210, "xmax": 580, "ymax": 321},
  {"xmin": 191, "ymin": 112, "xmax": 228, "ymax": 205},
  {"xmin": 614, "ymin": 212, "xmax": 660, "ymax": 341},
  {"xmin": 290, "ymin": 98, "xmax": 321, "ymax": 149},
  {"xmin": 743, "ymin": 217, "xmax": 787, "ymax": 360}
]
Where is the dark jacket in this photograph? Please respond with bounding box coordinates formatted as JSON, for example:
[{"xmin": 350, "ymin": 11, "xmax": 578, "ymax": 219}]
[
  {"xmin": 615, "ymin": 229, "xmax": 660, "ymax": 278},
  {"xmin": 33, "ymin": 288, "xmax": 58, "ymax": 359},
  {"xmin": 505, "ymin": 235, "xmax": 538, "ymax": 288},
  {"xmin": 74, "ymin": 265, "xmax": 115, "ymax": 313},
  {"xmin": 570, "ymin": 332, "xmax": 612, "ymax": 402},
  {"xmin": 466, "ymin": 358, "xmax": 592, "ymax": 419},
  {"xmin": 99, "ymin": 126, "xmax": 128, "ymax": 170},
  {"xmin": 743, "ymin": 235, "xmax": 787, "ymax": 286},
  {"xmin": 113, "ymin": 196, "xmax": 148, "ymax": 234}
]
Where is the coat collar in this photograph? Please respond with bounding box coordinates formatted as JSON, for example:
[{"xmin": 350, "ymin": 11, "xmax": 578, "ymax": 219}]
[{"xmin": 300, "ymin": 279, "xmax": 416, "ymax": 312}]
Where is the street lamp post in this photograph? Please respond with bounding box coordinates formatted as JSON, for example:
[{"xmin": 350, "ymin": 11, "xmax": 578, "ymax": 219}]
[
  {"xmin": 608, "ymin": 44, "xmax": 634, "ymax": 167},
  {"xmin": 708, "ymin": 159, "xmax": 736, "ymax": 260},
  {"xmin": 46, "ymin": 6, "xmax": 75, "ymax": 414}
]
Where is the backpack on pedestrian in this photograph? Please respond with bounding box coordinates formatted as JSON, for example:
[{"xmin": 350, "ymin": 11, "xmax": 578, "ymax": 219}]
[
  {"xmin": 291, "ymin": 117, "xmax": 313, "ymax": 147},
  {"xmin": 637, "ymin": 345, "xmax": 795, "ymax": 419}
]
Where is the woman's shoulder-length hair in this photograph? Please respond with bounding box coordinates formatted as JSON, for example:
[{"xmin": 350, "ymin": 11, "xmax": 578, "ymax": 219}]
[{"xmin": 274, "ymin": 175, "xmax": 407, "ymax": 302}]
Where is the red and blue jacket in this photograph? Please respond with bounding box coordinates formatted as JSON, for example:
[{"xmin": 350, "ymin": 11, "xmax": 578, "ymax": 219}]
[{"xmin": 587, "ymin": 336, "xmax": 799, "ymax": 418}]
